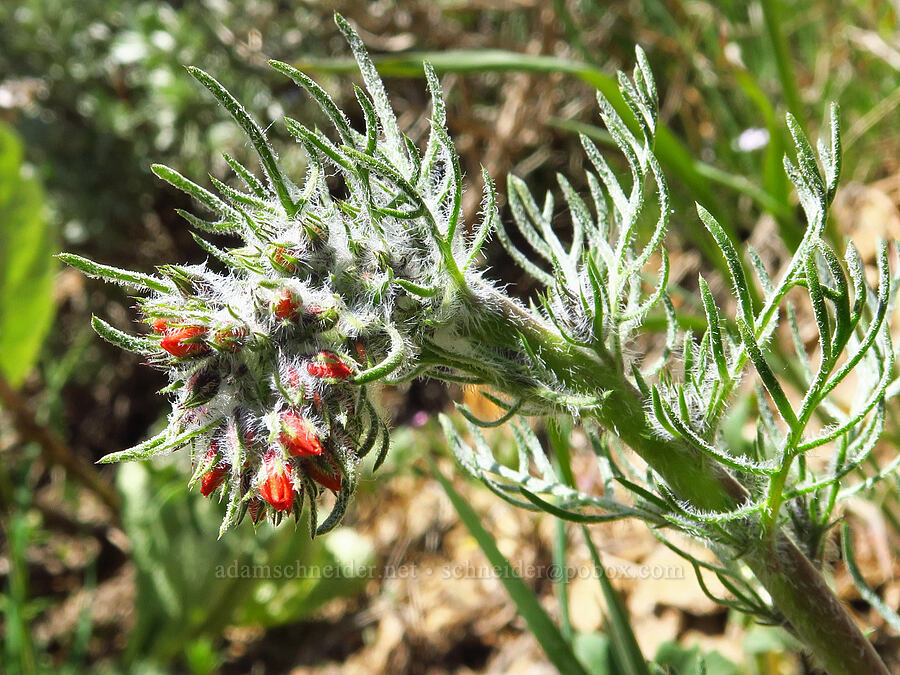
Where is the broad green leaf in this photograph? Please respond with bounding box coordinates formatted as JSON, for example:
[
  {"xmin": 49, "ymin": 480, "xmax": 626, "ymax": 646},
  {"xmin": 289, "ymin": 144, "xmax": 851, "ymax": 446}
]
[{"xmin": 0, "ymin": 123, "xmax": 55, "ymax": 387}]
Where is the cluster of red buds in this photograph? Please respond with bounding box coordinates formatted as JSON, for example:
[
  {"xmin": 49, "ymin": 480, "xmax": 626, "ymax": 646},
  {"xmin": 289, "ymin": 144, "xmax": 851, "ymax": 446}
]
[
  {"xmin": 136, "ymin": 258, "xmax": 393, "ymax": 535},
  {"xmin": 61, "ymin": 15, "xmax": 491, "ymax": 537},
  {"xmin": 68, "ymin": 203, "xmax": 402, "ymax": 537}
]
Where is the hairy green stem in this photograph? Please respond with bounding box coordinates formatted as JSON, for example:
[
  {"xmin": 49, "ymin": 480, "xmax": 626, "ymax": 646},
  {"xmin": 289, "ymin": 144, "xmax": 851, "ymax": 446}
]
[{"xmin": 463, "ymin": 286, "xmax": 888, "ymax": 674}]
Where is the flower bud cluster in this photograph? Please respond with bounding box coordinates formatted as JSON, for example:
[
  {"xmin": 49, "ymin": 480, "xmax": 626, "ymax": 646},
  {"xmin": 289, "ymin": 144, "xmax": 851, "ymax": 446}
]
[
  {"xmin": 65, "ymin": 15, "xmax": 499, "ymax": 536},
  {"xmin": 130, "ymin": 207, "xmax": 432, "ymax": 533}
]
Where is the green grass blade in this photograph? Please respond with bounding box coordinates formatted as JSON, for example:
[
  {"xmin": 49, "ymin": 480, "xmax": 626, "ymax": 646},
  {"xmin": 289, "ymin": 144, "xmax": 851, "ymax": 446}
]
[
  {"xmin": 582, "ymin": 526, "xmax": 651, "ymax": 675},
  {"xmin": 431, "ymin": 459, "xmax": 589, "ymax": 675},
  {"xmin": 841, "ymin": 523, "xmax": 900, "ymax": 633},
  {"xmin": 759, "ymin": 0, "xmax": 804, "ymax": 126}
]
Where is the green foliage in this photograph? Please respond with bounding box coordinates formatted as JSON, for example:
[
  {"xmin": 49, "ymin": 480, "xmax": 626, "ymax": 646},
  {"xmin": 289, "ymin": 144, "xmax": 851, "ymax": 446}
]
[
  {"xmin": 0, "ymin": 122, "xmax": 55, "ymax": 387},
  {"xmin": 1, "ymin": 478, "xmax": 38, "ymax": 674},
  {"xmin": 435, "ymin": 453, "xmax": 743, "ymax": 675},
  {"xmin": 0, "ymin": 0, "xmax": 329, "ymax": 250},
  {"xmin": 653, "ymin": 642, "xmax": 742, "ymax": 675},
  {"xmin": 57, "ymin": 8, "xmax": 899, "ymax": 672},
  {"xmin": 118, "ymin": 458, "xmax": 374, "ymax": 667},
  {"xmin": 432, "ymin": 458, "xmax": 591, "ymax": 675}
]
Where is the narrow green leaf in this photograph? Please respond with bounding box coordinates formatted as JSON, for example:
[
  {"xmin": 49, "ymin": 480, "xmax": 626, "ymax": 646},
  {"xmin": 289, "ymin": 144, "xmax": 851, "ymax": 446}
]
[
  {"xmin": 222, "ymin": 152, "xmax": 267, "ymax": 199},
  {"xmin": 334, "ymin": 14, "xmax": 407, "ymax": 171},
  {"xmin": 737, "ymin": 317, "xmax": 798, "ymax": 428},
  {"xmin": 185, "ymin": 66, "xmax": 296, "ymax": 215},
  {"xmin": 816, "ymin": 241, "xmax": 850, "ymax": 348},
  {"xmin": 518, "ymin": 488, "xmax": 622, "ymax": 523},
  {"xmin": 841, "ymin": 523, "xmax": 900, "ymax": 633},
  {"xmin": 293, "ymin": 47, "xmax": 732, "ymax": 229},
  {"xmin": 353, "ymin": 326, "xmax": 406, "ymax": 384},
  {"xmin": 697, "ymin": 204, "xmax": 753, "ymax": 324},
  {"xmin": 582, "ymin": 527, "xmax": 651, "ymax": 675},
  {"xmin": 456, "ymin": 399, "xmax": 522, "ymax": 428},
  {"xmin": 786, "ymin": 113, "xmax": 825, "ymax": 205},
  {"xmin": 845, "ymin": 241, "xmax": 866, "ymax": 327},
  {"xmin": 58, "ymin": 253, "xmax": 170, "ymax": 293},
  {"xmin": 464, "ymin": 167, "xmax": 498, "ymax": 270},
  {"xmin": 208, "ymin": 174, "xmax": 269, "ymax": 210},
  {"xmin": 283, "ymin": 119, "xmax": 353, "ymax": 171},
  {"xmin": 174, "ymin": 208, "xmax": 234, "ymax": 235},
  {"xmin": 152, "ymin": 164, "xmax": 236, "ymax": 220},
  {"xmin": 268, "ymin": 59, "xmax": 355, "ymax": 146},
  {"xmin": 99, "ymin": 421, "xmax": 220, "ymax": 464},
  {"xmin": 699, "ymin": 276, "xmax": 729, "ymax": 381},
  {"xmin": 804, "ymin": 250, "xmax": 832, "ymax": 362},
  {"xmin": 90, "ymin": 316, "xmax": 154, "ymax": 355},
  {"xmin": 495, "ymin": 213, "xmax": 554, "ymax": 286},
  {"xmin": 823, "ymin": 102, "xmax": 842, "ymax": 204},
  {"xmin": 747, "ymin": 246, "xmax": 774, "ymax": 298},
  {"xmin": 353, "ymin": 85, "xmax": 378, "ymax": 156}
]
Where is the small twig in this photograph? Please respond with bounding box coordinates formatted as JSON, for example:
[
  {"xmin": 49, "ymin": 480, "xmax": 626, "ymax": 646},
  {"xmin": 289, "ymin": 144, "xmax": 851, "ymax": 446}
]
[{"xmin": 0, "ymin": 373, "xmax": 121, "ymax": 517}]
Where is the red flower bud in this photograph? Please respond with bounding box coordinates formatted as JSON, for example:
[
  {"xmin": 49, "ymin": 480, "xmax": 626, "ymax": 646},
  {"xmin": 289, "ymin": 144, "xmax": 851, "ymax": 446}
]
[
  {"xmin": 150, "ymin": 318, "xmax": 169, "ymax": 333},
  {"xmin": 278, "ymin": 411, "xmax": 324, "ymax": 456},
  {"xmin": 306, "ymin": 351, "xmax": 352, "ymax": 380},
  {"xmin": 213, "ymin": 325, "xmax": 247, "ymax": 352},
  {"xmin": 160, "ymin": 325, "xmax": 208, "ymax": 357},
  {"xmin": 200, "ymin": 448, "xmax": 230, "ymax": 497},
  {"xmin": 304, "ymin": 459, "xmax": 342, "ymax": 492},
  {"xmin": 272, "ymin": 246, "xmax": 300, "ymax": 273},
  {"xmin": 259, "ymin": 450, "xmax": 294, "ymax": 511},
  {"xmin": 284, "ymin": 366, "xmax": 303, "ymax": 389},
  {"xmin": 273, "ymin": 288, "xmax": 301, "ymax": 321}
]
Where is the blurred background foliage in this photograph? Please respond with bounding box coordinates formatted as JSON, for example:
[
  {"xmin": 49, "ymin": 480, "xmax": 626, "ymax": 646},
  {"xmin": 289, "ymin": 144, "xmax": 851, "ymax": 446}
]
[{"xmin": 0, "ymin": 0, "xmax": 898, "ymax": 672}]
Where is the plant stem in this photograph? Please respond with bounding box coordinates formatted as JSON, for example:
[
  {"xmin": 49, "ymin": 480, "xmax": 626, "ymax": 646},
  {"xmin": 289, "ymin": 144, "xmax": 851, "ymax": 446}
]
[
  {"xmin": 463, "ymin": 286, "xmax": 888, "ymax": 674},
  {"xmin": 0, "ymin": 374, "xmax": 121, "ymax": 516}
]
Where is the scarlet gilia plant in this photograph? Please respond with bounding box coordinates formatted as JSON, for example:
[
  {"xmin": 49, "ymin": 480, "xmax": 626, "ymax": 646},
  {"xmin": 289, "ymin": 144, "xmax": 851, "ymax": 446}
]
[{"xmin": 62, "ymin": 14, "xmax": 900, "ymax": 672}]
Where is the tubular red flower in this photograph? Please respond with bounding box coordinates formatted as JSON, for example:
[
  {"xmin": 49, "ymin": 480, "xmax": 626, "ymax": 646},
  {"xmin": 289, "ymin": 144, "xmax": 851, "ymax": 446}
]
[
  {"xmin": 273, "ymin": 288, "xmax": 301, "ymax": 321},
  {"xmin": 200, "ymin": 448, "xmax": 230, "ymax": 497},
  {"xmin": 160, "ymin": 325, "xmax": 208, "ymax": 357},
  {"xmin": 150, "ymin": 318, "xmax": 169, "ymax": 333},
  {"xmin": 304, "ymin": 459, "xmax": 342, "ymax": 492},
  {"xmin": 259, "ymin": 450, "xmax": 295, "ymax": 511},
  {"xmin": 306, "ymin": 350, "xmax": 352, "ymax": 380},
  {"xmin": 278, "ymin": 411, "xmax": 324, "ymax": 456}
]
